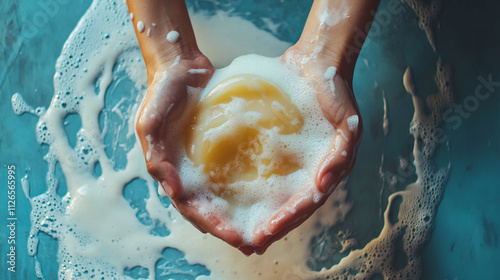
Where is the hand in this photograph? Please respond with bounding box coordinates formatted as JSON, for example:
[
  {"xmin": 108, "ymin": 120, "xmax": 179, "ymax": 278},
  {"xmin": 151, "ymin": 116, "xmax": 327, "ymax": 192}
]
[
  {"xmin": 136, "ymin": 54, "xmax": 260, "ymax": 254},
  {"xmin": 248, "ymin": 43, "xmax": 363, "ymax": 254},
  {"xmin": 128, "ymin": 0, "xmax": 267, "ymax": 254},
  {"xmin": 245, "ymin": 0, "xmax": 379, "ymax": 254},
  {"xmin": 135, "ymin": 54, "xmax": 212, "ymax": 197},
  {"xmin": 284, "ymin": 44, "xmax": 363, "ymax": 193}
]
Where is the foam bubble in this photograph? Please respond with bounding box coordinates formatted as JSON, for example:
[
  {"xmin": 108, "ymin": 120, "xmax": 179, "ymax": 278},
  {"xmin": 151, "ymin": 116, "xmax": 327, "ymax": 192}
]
[
  {"xmin": 346, "ymin": 115, "xmax": 359, "ymax": 132},
  {"xmin": 137, "ymin": 21, "xmax": 145, "ymax": 33},
  {"xmin": 11, "ymin": 92, "xmax": 33, "ymax": 115},
  {"xmin": 166, "ymin": 30, "xmax": 179, "ymax": 43},
  {"xmin": 324, "ymin": 66, "xmax": 337, "ymax": 95},
  {"xmin": 187, "ymin": 68, "xmax": 208, "ymax": 74}
]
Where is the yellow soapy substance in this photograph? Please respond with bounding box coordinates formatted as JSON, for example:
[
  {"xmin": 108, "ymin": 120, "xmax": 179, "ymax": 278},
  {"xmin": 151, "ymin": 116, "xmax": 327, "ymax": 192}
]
[{"xmin": 186, "ymin": 74, "xmax": 304, "ymax": 196}]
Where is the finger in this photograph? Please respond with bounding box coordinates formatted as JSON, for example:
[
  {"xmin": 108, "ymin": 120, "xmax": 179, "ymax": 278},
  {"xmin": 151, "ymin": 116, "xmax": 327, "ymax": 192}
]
[
  {"xmin": 252, "ymin": 187, "xmax": 327, "ymax": 248},
  {"xmin": 252, "ymin": 189, "xmax": 328, "ymax": 255},
  {"xmin": 316, "ymin": 128, "xmax": 358, "ymax": 193},
  {"xmin": 316, "ymin": 76, "xmax": 362, "ymax": 193},
  {"xmin": 173, "ymin": 196, "xmax": 245, "ymax": 249},
  {"xmin": 146, "ymin": 160, "xmax": 182, "ymax": 199},
  {"xmin": 135, "ymin": 73, "xmax": 190, "ymax": 198},
  {"xmin": 138, "ymin": 137, "xmax": 184, "ymax": 199},
  {"xmin": 253, "ymin": 217, "xmax": 307, "ymax": 255},
  {"xmin": 237, "ymin": 245, "xmax": 256, "ymax": 256},
  {"xmin": 271, "ymin": 187, "xmax": 327, "ymax": 234},
  {"xmin": 316, "ymin": 106, "xmax": 362, "ymax": 193}
]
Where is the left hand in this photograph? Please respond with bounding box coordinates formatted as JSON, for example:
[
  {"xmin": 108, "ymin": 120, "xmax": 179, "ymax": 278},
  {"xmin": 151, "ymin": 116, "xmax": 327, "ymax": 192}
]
[{"xmin": 249, "ymin": 43, "xmax": 363, "ymax": 254}]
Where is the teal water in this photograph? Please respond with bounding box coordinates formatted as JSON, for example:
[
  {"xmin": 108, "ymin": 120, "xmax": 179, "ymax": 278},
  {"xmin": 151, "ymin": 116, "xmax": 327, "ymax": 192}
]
[{"xmin": 1, "ymin": 0, "xmax": 499, "ymax": 279}]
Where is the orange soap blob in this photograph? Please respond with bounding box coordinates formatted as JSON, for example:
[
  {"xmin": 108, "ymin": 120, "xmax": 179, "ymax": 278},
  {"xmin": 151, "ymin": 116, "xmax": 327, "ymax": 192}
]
[{"xmin": 186, "ymin": 74, "xmax": 304, "ymax": 197}]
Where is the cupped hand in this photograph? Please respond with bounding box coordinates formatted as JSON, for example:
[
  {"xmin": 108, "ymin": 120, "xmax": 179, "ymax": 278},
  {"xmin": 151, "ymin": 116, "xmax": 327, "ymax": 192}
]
[
  {"xmin": 136, "ymin": 54, "xmax": 255, "ymax": 252},
  {"xmin": 136, "ymin": 54, "xmax": 213, "ymax": 198},
  {"xmin": 285, "ymin": 44, "xmax": 363, "ymax": 193},
  {"xmin": 249, "ymin": 43, "xmax": 363, "ymax": 254}
]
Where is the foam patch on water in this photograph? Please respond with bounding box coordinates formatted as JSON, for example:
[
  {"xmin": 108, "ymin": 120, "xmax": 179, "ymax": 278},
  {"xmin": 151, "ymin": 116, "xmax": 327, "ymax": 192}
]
[
  {"xmin": 303, "ymin": 58, "xmax": 453, "ymax": 279},
  {"xmin": 402, "ymin": 0, "xmax": 441, "ymax": 50}
]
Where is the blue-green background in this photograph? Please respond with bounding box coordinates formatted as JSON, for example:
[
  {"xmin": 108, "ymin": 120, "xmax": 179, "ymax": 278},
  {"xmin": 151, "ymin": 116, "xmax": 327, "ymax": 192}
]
[{"xmin": 1, "ymin": 0, "xmax": 499, "ymax": 279}]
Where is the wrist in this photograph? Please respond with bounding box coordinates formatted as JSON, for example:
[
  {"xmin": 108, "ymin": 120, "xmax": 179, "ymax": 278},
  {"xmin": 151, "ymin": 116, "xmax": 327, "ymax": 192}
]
[
  {"xmin": 293, "ymin": 35, "xmax": 342, "ymax": 66},
  {"xmin": 293, "ymin": 0, "xmax": 380, "ymax": 85},
  {"xmin": 147, "ymin": 51, "xmax": 213, "ymax": 87},
  {"xmin": 154, "ymin": 45, "xmax": 203, "ymax": 68},
  {"xmin": 146, "ymin": 47, "xmax": 205, "ymax": 82}
]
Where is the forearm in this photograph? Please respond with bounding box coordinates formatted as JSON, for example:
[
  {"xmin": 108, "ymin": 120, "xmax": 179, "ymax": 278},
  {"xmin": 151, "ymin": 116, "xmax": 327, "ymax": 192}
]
[
  {"xmin": 126, "ymin": 0, "xmax": 201, "ymax": 79},
  {"xmin": 296, "ymin": 0, "xmax": 380, "ymax": 82}
]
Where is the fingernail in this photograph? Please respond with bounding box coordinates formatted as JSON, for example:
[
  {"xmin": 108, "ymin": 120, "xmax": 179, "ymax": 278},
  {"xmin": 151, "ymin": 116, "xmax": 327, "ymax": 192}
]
[{"xmin": 320, "ymin": 172, "xmax": 333, "ymax": 193}]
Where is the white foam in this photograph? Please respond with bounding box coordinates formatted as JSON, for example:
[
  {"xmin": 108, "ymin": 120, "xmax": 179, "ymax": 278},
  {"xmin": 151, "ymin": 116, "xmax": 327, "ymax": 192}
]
[
  {"xmin": 166, "ymin": 30, "xmax": 179, "ymax": 43},
  {"xmin": 187, "ymin": 68, "xmax": 208, "ymax": 74},
  {"xmin": 11, "ymin": 92, "xmax": 34, "ymax": 115},
  {"xmin": 324, "ymin": 66, "xmax": 337, "ymax": 95},
  {"xmin": 318, "ymin": 0, "xmax": 350, "ymax": 28},
  {"xmin": 145, "ymin": 134, "xmax": 153, "ymax": 161},
  {"xmin": 191, "ymin": 11, "xmax": 290, "ymax": 68},
  {"xmin": 170, "ymin": 55, "xmax": 181, "ymax": 69},
  {"xmin": 346, "ymin": 115, "xmax": 359, "ymax": 132},
  {"xmin": 137, "ymin": 21, "xmax": 145, "ymax": 33}
]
